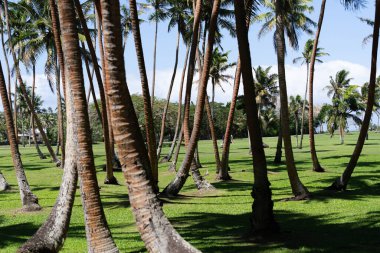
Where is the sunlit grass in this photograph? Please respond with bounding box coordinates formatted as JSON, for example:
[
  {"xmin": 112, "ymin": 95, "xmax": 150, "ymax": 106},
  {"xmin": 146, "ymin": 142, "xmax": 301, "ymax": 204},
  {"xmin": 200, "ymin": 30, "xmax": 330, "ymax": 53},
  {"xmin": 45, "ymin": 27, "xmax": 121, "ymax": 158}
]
[{"xmin": 0, "ymin": 132, "xmax": 379, "ymax": 252}]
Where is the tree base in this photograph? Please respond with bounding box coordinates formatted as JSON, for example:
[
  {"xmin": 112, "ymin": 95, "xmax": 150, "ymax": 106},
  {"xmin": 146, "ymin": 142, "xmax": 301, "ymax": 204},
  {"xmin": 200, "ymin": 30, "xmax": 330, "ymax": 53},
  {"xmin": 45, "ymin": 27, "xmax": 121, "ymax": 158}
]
[
  {"xmin": 215, "ymin": 174, "xmax": 232, "ymax": 181},
  {"xmin": 283, "ymin": 192, "xmax": 311, "ymax": 201},
  {"xmin": 246, "ymin": 221, "xmax": 280, "ymax": 242},
  {"xmin": 326, "ymin": 178, "xmax": 346, "ymax": 191},
  {"xmin": 197, "ymin": 180, "xmax": 216, "ymax": 192},
  {"xmin": 160, "ymin": 156, "xmax": 170, "ymax": 163},
  {"xmin": 104, "ymin": 176, "xmax": 119, "ymax": 185},
  {"xmin": 168, "ymin": 163, "xmax": 177, "ymax": 172},
  {"xmin": 312, "ymin": 166, "xmax": 325, "ymax": 173},
  {"xmin": 22, "ymin": 202, "xmax": 42, "ymax": 212},
  {"xmin": 54, "ymin": 160, "xmax": 62, "ymax": 168}
]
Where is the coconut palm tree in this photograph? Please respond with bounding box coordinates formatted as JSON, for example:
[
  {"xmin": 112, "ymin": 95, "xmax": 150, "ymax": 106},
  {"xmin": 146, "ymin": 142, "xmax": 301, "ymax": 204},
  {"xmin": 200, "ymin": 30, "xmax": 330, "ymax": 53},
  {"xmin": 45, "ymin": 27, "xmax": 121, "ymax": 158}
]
[
  {"xmin": 293, "ymin": 39, "xmax": 328, "ymax": 148},
  {"xmin": 258, "ymin": 0, "xmax": 314, "ymax": 198},
  {"xmin": 99, "ymin": 0, "xmax": 200, "ymax": 251},
  {"xmin": 233, "ymin": 0, "xmax": 279, "ymax": 235}
]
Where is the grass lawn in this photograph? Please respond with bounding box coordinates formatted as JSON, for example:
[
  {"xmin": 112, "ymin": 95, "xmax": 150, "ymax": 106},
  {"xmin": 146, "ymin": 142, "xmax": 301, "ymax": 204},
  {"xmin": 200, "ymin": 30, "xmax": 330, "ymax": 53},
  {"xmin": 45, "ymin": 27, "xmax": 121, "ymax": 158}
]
[{"xmin": 0, "ymin": 132, "xmax": 379, "ymax": 252}]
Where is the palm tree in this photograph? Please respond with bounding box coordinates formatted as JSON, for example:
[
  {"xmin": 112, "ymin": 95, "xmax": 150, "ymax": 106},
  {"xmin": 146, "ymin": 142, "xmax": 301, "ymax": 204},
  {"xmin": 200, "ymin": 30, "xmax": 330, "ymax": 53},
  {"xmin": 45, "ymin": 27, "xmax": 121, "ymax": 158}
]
[
  {"xmin": 0, "ymin": 60, "xmax": 40, "ymax": 211},
  {"xmin": 233, "ymin": 0, "xmax": 278, "ymax": 235},
  {"xmin": 260, "ymin": 0, "xmax": 314, "ymax": 198},
  {"xmin": 289, "ymin": 95, "xmax": 304, "ymax": 148},
  {"xmin": 53, "ymin": 0, "xmax": 118, "ymax": 251},
  {"xmin": 328, "ymin": 0, "xmax": 379, "ymax": 191},
  {"xmin": 99, "ymin": 0, "xmax": 200, "ymax": 251},
  {"xmin": 162, "ymin": 0, "xmax": 221, "ymax": 196},
  {"xmin": 293, "ymin": 39, "xmax": 328, "ymax": 148},
  {"xmin": 0, "ymin": 171, "xmax": 9, "ymax": 191}
]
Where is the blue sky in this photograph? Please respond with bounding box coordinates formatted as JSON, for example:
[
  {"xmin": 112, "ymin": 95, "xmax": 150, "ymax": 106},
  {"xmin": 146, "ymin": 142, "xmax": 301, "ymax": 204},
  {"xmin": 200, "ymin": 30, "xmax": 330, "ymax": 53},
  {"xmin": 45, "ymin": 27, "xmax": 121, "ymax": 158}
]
[{"xmin": 1, "ymin": 0, "xmax": 376, "ymax": 112}]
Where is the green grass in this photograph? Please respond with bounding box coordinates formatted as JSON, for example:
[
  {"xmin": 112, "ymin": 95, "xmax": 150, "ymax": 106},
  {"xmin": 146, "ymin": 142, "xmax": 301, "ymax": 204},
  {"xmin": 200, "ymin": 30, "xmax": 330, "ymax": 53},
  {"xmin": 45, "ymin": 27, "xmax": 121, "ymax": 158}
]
[{"xmin": 0, "ymin": 132, "xmax": 379, "ymax": 252}]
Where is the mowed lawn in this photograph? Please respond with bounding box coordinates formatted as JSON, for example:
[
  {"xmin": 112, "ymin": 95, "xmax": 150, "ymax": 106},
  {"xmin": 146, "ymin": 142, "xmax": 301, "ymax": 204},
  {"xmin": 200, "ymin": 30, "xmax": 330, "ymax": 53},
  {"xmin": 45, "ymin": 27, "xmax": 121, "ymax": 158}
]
[{"xmin": 0, "ymin": 132, "xmax": 379, "ymax": 252}]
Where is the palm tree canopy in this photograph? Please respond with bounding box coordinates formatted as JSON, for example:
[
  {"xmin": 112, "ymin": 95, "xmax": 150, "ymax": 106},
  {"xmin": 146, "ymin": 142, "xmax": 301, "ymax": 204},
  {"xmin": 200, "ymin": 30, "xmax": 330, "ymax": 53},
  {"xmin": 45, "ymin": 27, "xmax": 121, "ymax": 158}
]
[{"xmin": 293, "ymin": 38, "xmax": 329, "ymax": 65}]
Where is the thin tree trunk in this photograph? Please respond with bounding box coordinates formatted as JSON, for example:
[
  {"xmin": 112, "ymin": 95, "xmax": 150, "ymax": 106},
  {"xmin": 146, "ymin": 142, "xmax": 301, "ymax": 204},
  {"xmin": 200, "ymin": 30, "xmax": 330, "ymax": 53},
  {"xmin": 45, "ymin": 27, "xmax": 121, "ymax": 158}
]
[
  {"xmin": 14, "ymin": 78, "xmax": 18, "ymax": 142},
  {"xmin": 57, "ymin": 1, "xmax": 119, "ymax": 251},
  {"xmin": 274, "ymin": 111, "xmax": 283, "ymax": 164},
  {"xmin": 0, "ymin": 60, "xmax": 40, "ymax": 211},
  {"xmin": 163, "ymin": 0, "xmax": 220, "ymax": 196},
  {"xmin": 169, "ymin": 123, "xmax": 184, "ymax": 172},
  {"xmin": 151, "ymin": 1, "xmax": 159, "ymax": 109},
  {"xmin": 308, "ymin": 0, "xmax": 327, "ymax": 172},
  {"xmin": 299, "ymin": 62, "xmax": 309, "ymax": 149},
  {"xmin": 233, "ymin": 0, "xmax": 278, "ymax": 234},
  {"xmin": 163, "ymin": 45, "xmax": 190, "ymax": 162},
  {"xmin": 77, "ymin": 0, "xmax": 117, "ymax": 184},
  {"xmin": 0, "ymin": 9, "xmax": 11, "ymax": 108},
  {"xmin": 330, "ymin": 0, "xmax": 379, "ymax": 190},
  {"xmin": 340, "ymin": 124, "xmax": 344, "ymax": 144},
  {"xmin": 0, "ymin": 171, "xmax": 9, "ymax": 191},
  {"xmin": 100, "ymin": 1, "xmax": 200, "ymax": 251},
  {"xmin": 220, "ymin": 59, "xmax": 241, "ymax": 176},
  {"xmin": 129, "ymin": 0, "xmax": 158, "ymax": 190},
  {"xmin": 295, "ymin": 113, "xmax": 299, "ymax": 148},
  {"xmin": 55, "ymin": 56, "xmax": 65, "ymax": 166},
  {"xmin": 157, "ymin": 25, "xmax": 181, "ymax": 159},
  {"xmin": 3, "ymin": 0, "xmax": 60, "ymax": 166},
  {"xmin": 275, "ymin": 1, "xmax": 309, "ymax": 198}
]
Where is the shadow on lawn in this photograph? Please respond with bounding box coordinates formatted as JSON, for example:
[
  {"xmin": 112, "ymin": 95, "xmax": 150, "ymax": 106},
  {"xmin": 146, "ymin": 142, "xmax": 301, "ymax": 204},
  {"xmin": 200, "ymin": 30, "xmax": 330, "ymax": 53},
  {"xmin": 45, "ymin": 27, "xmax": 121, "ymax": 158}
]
[
  {"xmin": 0, "ymin": 216, "xmax": 39, "ymax": 249},
  {"xmin": 170, "ymin": 209, "xmax": 380, "ymax": 253}
]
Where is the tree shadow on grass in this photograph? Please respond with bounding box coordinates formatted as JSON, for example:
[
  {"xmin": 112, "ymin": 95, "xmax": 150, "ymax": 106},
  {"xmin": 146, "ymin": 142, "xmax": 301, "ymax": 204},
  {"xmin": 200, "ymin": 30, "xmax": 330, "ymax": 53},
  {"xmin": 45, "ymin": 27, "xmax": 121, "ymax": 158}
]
[
  {"xmin": 169, "ymin": 209, "xmax": 380, "ymax": 253},
  {"xmin": 0, "ymin": 216, "xmax": 39, "ymax": 249}
]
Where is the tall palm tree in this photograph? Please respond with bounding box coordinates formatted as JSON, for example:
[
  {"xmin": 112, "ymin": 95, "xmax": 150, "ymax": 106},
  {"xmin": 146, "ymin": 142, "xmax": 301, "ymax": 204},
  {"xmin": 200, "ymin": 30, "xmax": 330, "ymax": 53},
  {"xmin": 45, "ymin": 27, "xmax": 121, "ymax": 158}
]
[
  {"xmin": 264, "ymin": 0, "xmax": 313, "ymax": 198},
  {"xmin": 0, "ymin": 60, "xmax": 40, "ymax": 211},
  {"xmin": 233, "ymin": 0, "xmax": 278, "ymax": 235},
  {"xmin": 293, "ymin": 39, "xmax": 328, "ymax": 148},
  {"xmin": 329, "ymin": 0, "xmax": 379, "ymax": 188},
  {"xmin": 99, "ymin": 0, "xmax": 200, "ymax": 251}
]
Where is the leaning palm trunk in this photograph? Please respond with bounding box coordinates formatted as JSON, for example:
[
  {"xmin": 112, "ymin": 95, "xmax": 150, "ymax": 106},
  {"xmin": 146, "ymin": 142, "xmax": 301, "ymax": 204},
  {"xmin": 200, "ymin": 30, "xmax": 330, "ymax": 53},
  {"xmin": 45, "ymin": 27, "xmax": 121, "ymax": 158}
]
[
  {"xmin": 57, "ymin": 1, "xmax": 119, "ymax": 251},
  {"xmin": 18, "ymin": 85, "xmax": 78, "ymax": 253},
  {"xmin": 220, "ymin": 60, "xmax": 241, "ymax": 178},
  {"xmin": 157, "ymin": 25, "xmax": 181, "ymax": 159},
  {"xmin": 55, "ymin": 57, "xmax": 65, "ymax": 166},
  {"xmin": 275, "ymin": 2, "xmax": 309, "ymax": 198},
  {"xmin": 0, "ymin": 9, "xmax": 11, "ymax": 107},
  {"xmin": 100, "ymin": 1, "xmax": 200, "ymax": 251},
  {"xmin": 299, "ymin": 62, "xmax": 309, "ymax": 149},
  {"xmin": 0, "ymin": 61, "xmax": 40, "ymax": 211},
  {"xmin": 0, "ymin": 171, "xmax": 9, "ymax": 191},
  {"xmin": 274, "ymin": 111, "xmax": 283, "ymax": 164},
  {"xmin": 151, "ymin": 1, "xmax": 158, "ymax": 109},
  {"xmin": 329, "ymin": 0, "xmax": 379, "ymax": 190},
  {"xmin": 308, "ymin": 0, "xmax": 326, "ymax": 172},
  {"xmin": 163, "ymin": 45, "xmax": 190, "ymax": 163},
  {"xmin": 3, "ymin": 0, "xmax": 60, "ymax": 166},
  {"xmin": 77, "ymin": 0, "xmax": 118, "ymax": 184},
  {"xmin": 162, "ymin": 0, "xmax": 220, "ymax": 196},
  {"xmin": 169, "ymin": 123, "xmax": 184, "ymax": 172},
  {"xmin": 234, "ymin": 0, "xmax": 278, "ymax": 234},
  {"xmin": 129, "ymin": 0, "xmax": 158, "ymax": 189}
]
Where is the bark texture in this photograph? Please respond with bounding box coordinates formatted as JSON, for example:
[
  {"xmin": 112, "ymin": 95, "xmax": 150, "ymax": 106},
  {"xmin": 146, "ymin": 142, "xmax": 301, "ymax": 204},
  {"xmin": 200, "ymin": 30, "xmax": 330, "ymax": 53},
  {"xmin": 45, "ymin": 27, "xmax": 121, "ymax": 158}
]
[{"xmin": 0, "ymin": 171, "xmax": 9, "ymax": 191}]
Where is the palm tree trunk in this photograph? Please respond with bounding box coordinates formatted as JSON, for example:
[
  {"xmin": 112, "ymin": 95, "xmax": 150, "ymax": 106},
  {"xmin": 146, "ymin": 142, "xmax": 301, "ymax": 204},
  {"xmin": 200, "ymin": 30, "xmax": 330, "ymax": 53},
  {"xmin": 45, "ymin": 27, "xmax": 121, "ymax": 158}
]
[
  {"xmin": 99, "ymin": 1, "xmax": 200, "ymax": 251},
  {"xmin": 234, "ymin": 0, "xmax": 278, "ymax": 234},
  {"xmin": 3, "ymin": 0, "xmax": 60, "ymax": 166},
  {"xmin": 164, "ymin": 45, "xmax": 190, "ymax": 162},
  {"xmin": 31, "ymin": 64, "xmax": 46, "ymax": 160},
  {"xmin": 295, "ymin": 113, "xmax": 299, "ymax": 148},
  {"xmin": 14, "ymin": 78, "xmax": 18, "ymax": 142},
  {"xmin": 129, "ymin": 0, "xmax": 158, "ymax": 190},
  {"xmin": 308, "ymin": 0, "xmax": 327, "ymax": 172},
  {"xmin": 329, "ymin": 0, "xmax": 380, "ymax": 190},
  {"xmin": 220, "ymin": 59, "xmax": 241, "ymax": 175},
  {"xmin": 212, "ymin": 79, "xmax": 215, "ymax": 118},
  {"xmin": 0, "ymin": 61, "xmax": 40, "ymax": 211},
  {"xmin": 55, "ymin": 56, "xmax": 65, "ymax": 166},
  {"xmin": 78, "ymin": 0, "xmax": 118, "ymax": 184},
  {"xmin": 299, "ymin": 62, "xmax": 309, "ymax": 149},
  {"xmin": 339, "ymin": 124, "xmax": 344, "ymax": 144},
  {"xmin": 157, "ymin": 25, "xmax": 181, "ymax": 159},
  {"xmin": 151, "ymin": 1, "xmax": 159, "ymax": 109},
  {"xmin": 0, "ymin": 9, "xmax": 11, "ymax": 108},
  {"xmin": 275, "ymin": 1, "xmax": 309, "ymax": 198},
  {"xmin": 0, "ymin": 171, "xmax": 9, "ymax": 191},
  {"xmin": 274, "ymin": 110, "xmax": 283, "ymax": 164},
  {"xmin": 169, "ymin": 122, "xmax": 184, "ymax": 172},
  {"xmin": 57, "ymin": 1, "xmax": 118, "ymax": 251},
  {"xmin": 162, "ymin": 0, "xmax": 220, "ymax": 196}
]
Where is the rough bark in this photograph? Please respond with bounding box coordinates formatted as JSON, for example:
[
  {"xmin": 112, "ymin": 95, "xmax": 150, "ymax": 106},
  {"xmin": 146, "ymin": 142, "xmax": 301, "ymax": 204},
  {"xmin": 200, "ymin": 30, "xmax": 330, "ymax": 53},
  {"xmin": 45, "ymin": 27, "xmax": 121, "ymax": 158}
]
[
  {"xmin": 157, "ymin": 25, "xmax": 181, "ymax": 159},
  {"xmin": 57, "ymin": 1, "xmax": 118, "ymax": 251},
  {"xmin": 274, "ymin": 112, "xmax": 283, "ymax": 164},
  {"xmin": 77, "ymin": 0, "xmax": 118, "ymax": 185},
  {"xmin": 0, "ymin": 60, "xmax": 40, "ymax": 211},
  {"xmin": 100, "ymin": 1, "xmax": 200, "ymax": 251},
  {"xmin": 234, "ymin": 0, "xmax": 279, "ymax": 235},
  {"xmin": 0, "ymin": 9, "xmax": 11, "ymax": 108},
  {"xmin": 55, "ymin": 57, "xmax": 65, "ymax": 166},
  {"xmin": 275, "ymin": 0, "xmax": 310, "ymax": 198},
  {"xmin": 3, "ymin": 0, "xmax": 60, "ymax": 166},
  {"xmin": 329, "ymin": 0, "xmax": 380, "ymax": 190},
  {"xmin": 308, "ymin": 0, "xmax": 327, "ymax": 172},
  {"xmin": 129, "ymin": 0, "xmax": 159, "ymax": 189},
  {"xmin": 0, "ymin": 171, "xmax": 10, "ymax": 191},
  {"xmin": 162, "ymin": 0, "xmax": 220, "ymax": 196}
]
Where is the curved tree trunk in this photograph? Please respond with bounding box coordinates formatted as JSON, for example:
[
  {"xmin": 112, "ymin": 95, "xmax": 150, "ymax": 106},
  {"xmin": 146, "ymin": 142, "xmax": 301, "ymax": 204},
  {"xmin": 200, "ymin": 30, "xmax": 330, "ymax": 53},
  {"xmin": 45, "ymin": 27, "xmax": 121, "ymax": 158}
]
[
  {"xmin": 55, "ymin": 56, "xmax": 65, "ymax": 166},
  {"xmin": 233, "ymin": 0, "xmax": 278, "ymax": 234},
  {"xmin": 330, "ymin": 0, "xmax": 379, "ymax": 190},
  {"xmin": 308, "ymin": 0, "xmax": 327, "ymax": 172},
  {"xmin": 3, "ymin": 0, "xmax": 60, "ymax": 166},
  {"xmin": 299, "ymin": 62, "xmax": 309, "ymax": 149},
  {"xmin": 163, "ymin": 45, "xmax": 190, "ymax": 163},
  {"xmin": 220, "ymin": 60, "xmax": 241, "ymax": 177},
  {"xmin": 274, "ymin": 111, "xmax": 283, "ymax": 164},
  {"xmin": 100, "ymin": 1, "xmax": 200, "ymax": 251},
  {"xmin": 129, "ymin": 0, "xmax": 158, "ymax": 190},
  {"xmin": 0, "ymin": 9, "xmax": 11, "ymax": 108},
  {"xmin": 151, "ymin": 1, "xmax": 159, "ymax": 109},
  {"xmin": 77, "ymin": 0, "xmax": 118, "ymax": 185},
  {"xmin": 0, "ymin": 61, "xmax": 40, "ymax": 211},
  {"xmin": 275, "ymin": 1, "xmax": 309, "ymax": 198},
  {"xmin": 0, "ymin": 171, "xmax": 9, "ymax": 191},
  {"xmin": 169, "ymin": 123, "xmax": 184, "ymax": 172},
  {"xmin": 157, "ymin": 25, "xmax": 181, "ymax": 159},
  {"xmin": 57, "ymin": 1, "xmax": 119, "ymax": 251},
  {"xmin": 162, "ymin": 0, "xmax": 220, "ymax": 196}
]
